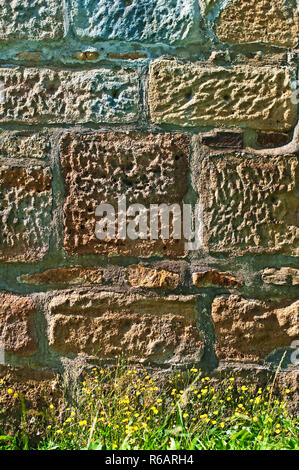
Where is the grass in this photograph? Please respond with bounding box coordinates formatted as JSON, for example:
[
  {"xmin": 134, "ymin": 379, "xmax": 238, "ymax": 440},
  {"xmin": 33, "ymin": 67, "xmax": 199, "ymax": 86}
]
[{"xmin": 0, "ymin": 362, "xmax": 298, "ymax": 450}]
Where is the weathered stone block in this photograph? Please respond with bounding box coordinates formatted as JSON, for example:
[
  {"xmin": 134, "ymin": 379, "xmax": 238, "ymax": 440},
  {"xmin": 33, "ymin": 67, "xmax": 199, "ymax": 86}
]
[
  {"xmin": 127, "ymin": 265, "xmax": 179, "ymax": 289},
  {"xmin": 48, "ymin": 291, "xmax": 203, "ymax": 364},
  {"xmin": 211, "ymin": 295, "xmax": 299, "ymax": 362},
  {"xmin": 215, "ymin": 0, "xmax": 298, "ymax": 48},
  {"xmin": 70, "ymin": 0, "xmax": 201, "ymax": 45},
  {"xmin": 18, "ymin": 267, "xmax": 103, "ymax": 287},
  {"xmin": 0, "ymin": 293, "xmax": 37, "ymax": 357},
  {"xmin": 0, "ymin": 163, "xmax": 52, "ymax": 262},
  {"xmin": 148, "ymin": 60, "xmax": 297, "ymax": 131},
  {"xmin": 0, "ymin": 67, "xmax": 139, "ymax": 124},
  {"xmin": 193, "ymin": 271, "xmax": 243, "ymax": 288},
  {"xmin": 262, "ymin": 267, "xmax": 299, "ymax": 286},
  {"xmin": 0, "ymin": 0, "xmax": 64, "ymax": 41},
  {"xmin": 197, "ymin": 152, "xmax": 299, "ymax": 255},
  {"xmin": 60, "ymin": 132, "xmax": 190, "ymax": 257},
  {"xmin": 0, "ymin": 131, "xmax": 50, "ymax": 159}
]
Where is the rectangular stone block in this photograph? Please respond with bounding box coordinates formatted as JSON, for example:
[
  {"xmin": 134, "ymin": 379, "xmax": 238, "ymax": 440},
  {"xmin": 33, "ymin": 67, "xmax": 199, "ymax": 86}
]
[
  {"xmin": 60, "ymin": 132, "xmax": 190, "ymax": 258},
  {"xmin": 196, "ymin": 150, "xmax": 299, "ymax": 255},
  {"xmin": 19, "ymin": 267, "xmax": 103, "ymax": 287},
  {"xmin": 0, "ymin": 0, "xmax": 64, "ymax": 41},
  {"xmin": 148, "ymin": 60, "xmax": 297, "ymax": 131},
  {"xmin": 70, "ymin": 0, "xmax": 201, "ymax": 45},
  {"xmin": 214, "ymin": 0, "xmax": 298, "ymax": 48},
  {"xmin": 0, "ymin": 67, "xmax": 139, "ymax": 124},
  {"xmin": 48, "ymin": 291, "xmax": 203, "ymax": 365},
  {"xmin": 211, "ymin": 295, "xmax": 299, "ymax": 362},
  {"xmin": 0, "ymin": 162, "xmax": 52, "ymax": 262},
  {"xmin": 0, "ymin": 131, "xmax": 50, "ymax": 159},
  {"xmin": 0, "ymin": 293, "xmax": 37, "ymax": 357}
]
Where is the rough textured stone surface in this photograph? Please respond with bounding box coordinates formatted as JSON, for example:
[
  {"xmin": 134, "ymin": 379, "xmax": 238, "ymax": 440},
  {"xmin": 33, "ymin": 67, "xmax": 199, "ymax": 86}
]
[
  {"xmin": 193, "ymin": 271, "xmax": 243, "ymax": 288},
  {"xmin": 0, "ymin": 67, "xmax": 139, "ymax": 124},
  {"xmin": 70, "ymin": 0, "xmax": 201, "ymax": 45},
  {"xmin": 262, "ymin": 267, "xmax": 299, "ymax": 286},
  {"xmin": 148, "ymin": 60, "xmax": 297, "ymax": 131},
  {"xmin": 0, "ymin": 163, "xmax": 52, "ymax": 262},
  {"xmin": 211, "ymin": 295, "xmax": 299, "ymax": 362},
  {"xmin": 0, "ymin": 0, "xmax": 64, "ymax": 41},
  {"xmin": 0, "ymin": 131, "xmax": 50, "ymax": 159},
  {"xmin": 48, "ymin": 291, "xmax": 203, "ymax": 364},
  {"xmin": 197, "ymin": 153, "xmax": 299, "ymax": 255},
  {"xmin": 215, "ymin": 0, "xmax": 298, "ymax": 48},
  {"xmin": 127, "ymin": 265, "xmax": 179, "ymax": 289},
  {"xmin": 19, "ymin": 267, "xmax": 103, "ymax": 287},
  {"xmin": 60, "ymin": 132, "xmax": 190, "ymax": 258},
  {"xmin": 0, "ymin": 366, "xmax": 62, "ymax": 436},
  {"xmin": 0, "ymin": 293, "xmax": 37, "ymax": 357}
]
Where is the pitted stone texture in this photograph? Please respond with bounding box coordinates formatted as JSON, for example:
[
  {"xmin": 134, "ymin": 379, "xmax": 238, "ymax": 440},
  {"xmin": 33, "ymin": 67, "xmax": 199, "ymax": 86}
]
[
  {"xmin": 193, "ymin": 271, "xmax": 243, "ymax": 288},
  {"xmin": 262, "ymin": 268, "xmax": 299, "ymax": 286},
  {"xmin": 70, "ymin": 0, "xmax": 201, "ymax": 45},
  {"xmin": 19, "ymin": 267, "xmax": 103, "ymax": 287},
  {"xmin": 0, "ymin": 293, "xmax": 37, "ymax": 357},
  {"xmin": 0, "ymin": 67, "xmax": 139, "ymax": 124},
  {"xmin": 198, "ymin": 153, "xmax": 299, "ymax": 255},
  {"xmin": 211, "ymin": 295, "xmax": 299, "ymax": 362},
  {"xmin": 0, "ymin": 164, "xmax": 52, "ymax": 262},
  {"xmin": 148, "ymin": 60, "xmax": 297, "ymax": 131},
  {"xmin": 48, "ymin": 291, "xmax": 203, "ymax": 364},
  {"xmin": 60, "ymin": 132, "xmax": 190, "ymax": 258},
  {"xmin": 128, "ymin": 265, "xmax": 179, "ymax": 289},
  {"xmin": 0, "ymin": 132, "xmax": 50, "ymax": 159},
  {"xmin": 215, "ymin": 0, "xmax": 298, "ymax": 48},
  {"xmin": 0, "ymin": 0, "xmax": 64, "ymax": 41}
]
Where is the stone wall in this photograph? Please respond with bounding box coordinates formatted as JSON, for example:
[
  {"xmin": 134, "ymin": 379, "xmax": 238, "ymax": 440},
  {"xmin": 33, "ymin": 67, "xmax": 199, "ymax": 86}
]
[{"xmin": 0, "ymin": 0, "xmax": 298, "ymax": 399}]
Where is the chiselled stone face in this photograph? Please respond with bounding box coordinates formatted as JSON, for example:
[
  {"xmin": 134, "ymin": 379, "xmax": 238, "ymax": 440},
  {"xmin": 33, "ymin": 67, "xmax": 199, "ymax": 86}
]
[
  {"xmin": 214, "ymin": 0, "xmax": 298, "ymax": 48},
  {"xmin": 60, "ymin": 131, "xmax": 190, "ymax": 258}
]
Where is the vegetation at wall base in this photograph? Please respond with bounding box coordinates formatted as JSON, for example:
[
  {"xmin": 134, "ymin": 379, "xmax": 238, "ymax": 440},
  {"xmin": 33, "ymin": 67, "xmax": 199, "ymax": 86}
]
[{"xmin": 0, "ymin": 362, "xmax": 298, "ymax": 451}]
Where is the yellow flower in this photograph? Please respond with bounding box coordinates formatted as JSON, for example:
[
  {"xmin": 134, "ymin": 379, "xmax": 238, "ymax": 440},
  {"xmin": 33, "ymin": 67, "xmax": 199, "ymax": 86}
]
[
  {"xmin": 13, "ymin": 392, "xmax": 19, "ymax": 399},
  {"xmin": 79, "ymin": 420, "xmax": 87, "ymax": 426},
  {"xmin": 257, "ymin": 435, "xmax": 263, "ymax": 440},
  {"xmin": 190, "ymin": 368, "xmax": 198, "ymax": 373},
  {"xmin": 183, "ymin": 413, "xmax": 188, "ymax": 418},
  {"xmin": 253, "ymin": 417, "xmax": 258, "ymax": 422},
  {"xmin": 241, "ymin": 386, "xmax": 248, "ymax": 391},
  {"xmin": 286, "ymin": 389, "xmax": 291, "ymax": 394},
  {"xmin": 157, "ymin": 399, "xmax": 162, "ymax": 404},
  {"xmin": 7, "ymin": 389, "xmax": 13, "ymax": 395},
  {"xmin": 229, "ymin": 377, "xmax": 234, "ymax": 382},
  {"xmin": 71, "ymin": 411, "xmax": 75, "ymax": 416},
  {"xmin": 267, "ymin": 418, "xmax": 273, "ymax": 423},
  {"xmin": 220, "ymin": 422, "xmax": 225, "ymax": 428},
  {"xmin": 49, "ymin": 404, "xmax": 55, "ymax": 409}
]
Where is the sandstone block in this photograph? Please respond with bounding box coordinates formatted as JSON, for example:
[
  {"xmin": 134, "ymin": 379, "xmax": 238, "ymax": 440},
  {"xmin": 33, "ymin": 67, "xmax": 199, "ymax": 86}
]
[
  {"xmin": 211, "ymin": 295, "xmax": 299, "ymax": 362},
  {"xmin": 70, "ymin": 0, "xmax": 201, "ymax": 45},
  {"xmin": 0, "ymin": 0, "xmax": 64, "ymax": 41},
  {"xmin": 262, "ymin": 267, "xmax": 299, "ymax": 286},
  {"xmin": 197, "ymin": 152, "xmax": 299, "ymax": 255},
  {"xmin": 148, "ymin": 60, "xmax": 297, "ymax": 131},
  {"xmin": 0, "ymin": 163, "xmax": 52, "ymax": 262},
  {"xmin": 215, "ymin": 0, "xmax": 298, "ymax": 48},
  {"xmin": 0, "ymin": 67, "xmax": 139, "ymax": 124},
  {"xmin": 18, "ymin": 267, "xmax": 103, "ymax": 287},
  {"xmin": 127, "ymin": 265, "xmax": 179, "ymax": 289},
  {"xmin": 0, "ymin": 131, "xmax": 50, "ymax": 159},
  {"xmin": 48, "ymin": 291, "xmax": 203, "ymax": 364},
  {"xmin": 193, "ymin": 271, "xmax": 243, "ymax": 288},
  {"xmin": 0, "ymin": 293, "xmax": 37, "ymax": 357},
  {"xmin": 60, "ymin": 132, "xmax": 190, "ymax": 257}
]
